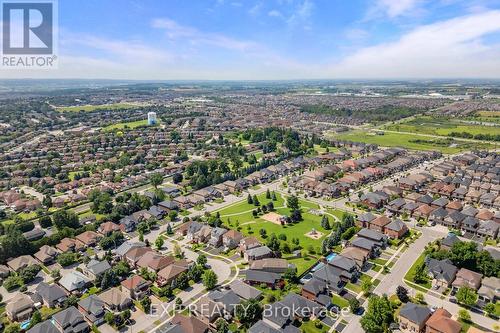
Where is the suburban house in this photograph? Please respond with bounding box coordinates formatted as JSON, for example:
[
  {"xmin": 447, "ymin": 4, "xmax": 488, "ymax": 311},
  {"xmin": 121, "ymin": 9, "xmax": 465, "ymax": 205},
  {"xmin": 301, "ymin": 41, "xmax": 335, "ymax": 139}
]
[
  {"xmin": 7, "ymin": 255, "xmax": 39, "ymax": 271},
  {"xmin": 477, "ymin": 276, "xmax": 500, "ymax": 305},
  {"xmin": 98, "ymin": 222, "xmax": 121, "ymax": 236},
  {"xmin": 222, "ymin": 229, "xmax": 244, "ymax": 250},
  {"xmin": 425, "ymin": 258, "xmax": 458, "ymax": 289},
  {"xmin": 78, "ymin": 294, "xmax": 106, "ymax": 326},
  {"xmin": 52, "ymin": 306, "xmax": 90, "ymax": 333},
  {"xmin": 35, "ymin": 282, "xmax": 68, "ymax": 308},
  {"xmin": 26, "ymin": 321, "xmax": 60, "ymax": 333},
  {"xmin": 208, "ymin": 227, "xmax": 228, "ymax": 247},
  {"xmin": 59, "ymin": 271, "xmax": 92, "ymax": 293},
  {"xmin": 136, "ymin": 252, "xmax": 175, "ymax": 273},
  {"xmin": 245, "ymin": 245, "xmax": 273, "ymax": 262},
  {"xmin": 33, "ymin": 245, "xmax": 59, "ymax": 265},
  {"xmin": 156, "ymin": 260, "xmax": 191, "ymax": 287},
  {"xmin": 452, "ymin": 268, "xmax": 483, "ymax": 293},
  {"xmin": 250, "ymin": 258, "xmax": 293, "ymax": 274},
  {"xmin": 301, "ymin": 277, "xmax": 331, "ymax": 307},
  {"xmin": 398, "ymin": 302, "xmax": 432, "ymax": 333},
  {"xmin": 83, "ymin": 259, "xmax": 112, "ymax": 281},
  {"xmin": 98, "ymin": 287, "xmax": 133, "ymax": 312},
  {"xmin": 157, "ymin": 314, "xmax": 210, "ymax": 333},
  {"xmin": 244, "ymin": 270, "xmax": 284, "ymax": 289},
  {"xmin": 425, "ymin": 309, "xmax": 461, "ymax": 333},
  {"xmin": 121, "ymin": 275, "xmax": 151, "ymax": 300},
  {"xmin": 229, "ymin": 280, "xmax": 262, "ymax": 300},
  {"xmin": 5, "ymin": 293, "xmax": 34, "ymax": 321}
]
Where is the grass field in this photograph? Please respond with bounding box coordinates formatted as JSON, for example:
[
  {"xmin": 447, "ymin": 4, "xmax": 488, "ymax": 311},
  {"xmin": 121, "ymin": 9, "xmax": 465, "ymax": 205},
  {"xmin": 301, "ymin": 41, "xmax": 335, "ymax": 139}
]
[
  {"xmin": 55, "ymin": 103, "xmax": 140, "ymax": 112},
  {"xmin": 217, "ymin": 192, "xmax": 339, "ymax": 256},
  {"xmin": 330, "ymin": 130, "xmax": 493, "ymax": 154},
  {"xmin": 385, "ymin": 116, "xmax": 500, "ymax": 136},
  {"xmin": 404, "ymin": 253, "xmax": 432, "ymax": 289},
  {"xmin": 103, "ymin": 119, "xmax": 156, "ymax": 131}
]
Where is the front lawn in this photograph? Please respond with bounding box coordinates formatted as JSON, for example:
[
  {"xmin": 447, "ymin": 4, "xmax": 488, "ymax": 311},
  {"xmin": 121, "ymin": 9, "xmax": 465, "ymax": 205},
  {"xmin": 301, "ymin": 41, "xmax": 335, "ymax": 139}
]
[{"xmin": 404, "ymin": 253, "xmax": 431, "ymax": 289}]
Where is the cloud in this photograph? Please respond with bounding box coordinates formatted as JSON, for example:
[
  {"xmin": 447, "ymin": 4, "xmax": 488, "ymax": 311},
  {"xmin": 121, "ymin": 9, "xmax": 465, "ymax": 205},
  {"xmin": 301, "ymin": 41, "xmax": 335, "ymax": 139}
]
[
  {"xmin": 61, "ymin": 34, "xmax": 174, "ymax": 64},
  {"xmin": 365, "ymin": 0, "xmax": 424, "ymax": 20},
  {"xmin": 152, "ymin": 18, "xmax": 258, "ymax": 51},
  {"xmin": 248, "ymin": 2, "xmax": 262, "ymax": 16},
  {"xmin": 287, "ymin": 0, "xmax": 314, "ymax": 28},
  {"xmin": 268, "ymin": 10, "xmax": 284, "ymax": 18},
  {"xmin": 328, "ymin": 10, "xmax": 500, "ymax": 78}
]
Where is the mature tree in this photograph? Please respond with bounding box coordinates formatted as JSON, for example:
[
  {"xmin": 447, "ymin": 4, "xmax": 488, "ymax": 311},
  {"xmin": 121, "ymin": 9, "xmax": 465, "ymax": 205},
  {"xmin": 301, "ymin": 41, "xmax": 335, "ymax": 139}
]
[
  {"xmin": 321, "ymin": 215, "xmax": 331, "ymax": 230},
  {"xmin": 458, "ymin": 309, "xmax": 471, "ymax": 322},
  {"xmin": 361, "ymin": 279, "xmax": 373, "ymax": 296},
  {"xmin": 140, "ymin": 296, "xmax": 151, "ymax": 313},
  {"xmin": 283, "ymin": 267, "xmax": 298, "ymax": 283},
  {"xmin": 475, "ymin": 250, "xmax": 497, "ymax": 277},
  {"xmin": 172, "ymin": 173, "xmax": 183, "ymax": 184},
  {"xmin": 360, "ymin": 295, "xmax": 395, "ymax": 333},
  {"xmin": 203, "ymin": 270, "xmax": 218, "ymax": 290},
  {"xmin": 414, "ymin": 292, "xmax": 425, "ymax": 304},
  {"xmin": 39, "ymin": 215, "xmax": 52, "ymax": 228},
  {"xmin": 42, "ymin": 195, "xmax": 52, "ymax": 208},
  {"xmin": 349, "ymin": 298, "xmax": 360, "ymax": 313},
  {"xmin": 266, "ymin": 233, "xmax": 280, "ymax": 252},
  {"xmin": 97, "ymin": 268, "xmax": 115, "ymax": 289},
  {"xmin": 196, "ymin": 254, "xmax": 208, "ymax": 267},
  {"xmin": 247, "ymin": 194, "xmax": 253, "ymax": 204},
  {"xmin": 52, "ymin": 209, "xmax": 80, "ymax": 229},
  {"xmin": 265, "ymin": 189, "xmax": 271, "ymax": 199},
  {"xmin": 483, "ymin": 302, "xmax": 495, "ymax": 317},
  {"xmin": 450, "ymin": 241, "xmax": 478, "ymax": 270},
  {"xmin": 28, "ymin": 310, "xmax": 42, "ymax": 329},
  {"xmin": 168, "ymin": 210, "xmax": 178, "ymax": 221},
  {"xmin": 150, "ymin": 173, "xmax": 163, "ymax": 189},
  {"xmin": 155, "ymin": 236, "xmax": 164, "ymax": 250},
  {"xmin": 235, "ymin": 299, "xmax": 263, "ymax": 327},
  {"xmin": 287, "ymin": 195, "xmax": 299, "ymax": 210},
  {"xmin": 215, "ymin": 318, "xmax": 229, "ymax": 333},
  {"xmin": 413, "ymin": 262, "xmax": 429, "ymax": 284},
  {"xmin": 456, "ymin": 286, "xmax": 478, "ymax": 307},
  {"xmin": 166, "ymin": 223, "xmax": 173, "ymax": 234},
  {"xmin": 173, "ymin": 244, "xmax": 184, "ymax": 258},
  {"xmin": 57, "ymin": 252, "xmax": 78, "ymax": 267},
  {"xmin": 396, "ymin": 286, "xmax": 409, "ymax": 303}
]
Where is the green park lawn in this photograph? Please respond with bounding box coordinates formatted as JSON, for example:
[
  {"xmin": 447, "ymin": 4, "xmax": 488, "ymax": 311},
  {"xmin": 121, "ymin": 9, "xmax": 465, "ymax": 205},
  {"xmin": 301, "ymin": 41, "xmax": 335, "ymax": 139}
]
[
  {"xmin": 299, "ymin": 319, "xmax": 330, "ymax": 333},
  {"xmin": 330, "ymin": 130, "xmax": 493, "ymax": 154},
  {"xmin": 55, "ymin": 102, "xmax": 139, "ymax": 112},
  {"xmin": 217, "ymin": 193, "xmax": 340, "ymax": 258},
  {"xmin": 104, "ymin": 119, "xmax": 155, "ymax": 131},
  {"xmin": 385, "ymin": 116, "xmax": 500, "ymax": 137},
  {"xmin": 404, "ymin": 253, "xmax": 432, "ymax": 289}
]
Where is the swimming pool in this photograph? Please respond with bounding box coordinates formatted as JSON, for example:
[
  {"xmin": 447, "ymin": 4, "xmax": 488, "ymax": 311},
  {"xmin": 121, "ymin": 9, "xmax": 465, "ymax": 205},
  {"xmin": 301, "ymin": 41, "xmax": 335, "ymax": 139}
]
[
  {"xmin": 20, "ymin": 320, "xmax": 30, "ymax": 330},
  {"xmin": 326, "ymin": 252, "xmax": 337, "ymax": 262}
]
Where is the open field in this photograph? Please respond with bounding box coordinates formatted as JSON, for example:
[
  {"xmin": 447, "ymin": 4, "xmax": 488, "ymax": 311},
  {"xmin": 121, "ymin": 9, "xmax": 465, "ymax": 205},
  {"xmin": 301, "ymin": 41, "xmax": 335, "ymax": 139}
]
[
  {"xmin": 103, "ymin": 119, "xmax": 158, "ymax": 131},
  {"xmin": 329, "ymin": 130, "xmax": 494, "ymax": 154},
  {"xmin": 384, "ymin": 116, "xmax": 500, "ymax": 136},
  {"xmin": 55, "ymin": 103, "xmax": 141, "ymax": 112},
  {"xmin": 217, "ymin": 193, "xmax": 340, "ymax": 256}
]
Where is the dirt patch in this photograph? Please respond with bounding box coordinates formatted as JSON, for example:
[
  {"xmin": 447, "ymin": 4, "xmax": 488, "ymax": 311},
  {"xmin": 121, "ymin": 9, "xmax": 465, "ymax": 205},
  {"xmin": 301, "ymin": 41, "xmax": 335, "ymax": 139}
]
[
  {"xmin": 304, "ymin": 229, "xmax": 324, "ymax": 240},
  {"xmin": 261, "ymin": 212, "xmax": 285, "ymax": 225}
]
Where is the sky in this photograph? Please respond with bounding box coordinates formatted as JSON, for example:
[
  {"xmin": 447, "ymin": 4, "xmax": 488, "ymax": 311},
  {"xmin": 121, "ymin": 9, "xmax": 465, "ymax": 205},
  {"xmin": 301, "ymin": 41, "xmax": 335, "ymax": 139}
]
[{"xmin": 1, "ymin": 0, "xmax": 500, "ymax": 80}]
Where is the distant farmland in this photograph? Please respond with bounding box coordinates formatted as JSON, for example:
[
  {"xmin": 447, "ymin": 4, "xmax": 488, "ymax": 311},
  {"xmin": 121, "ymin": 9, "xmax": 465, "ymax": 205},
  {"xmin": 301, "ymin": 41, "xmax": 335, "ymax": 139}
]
[{"xmin": 54, "ymin": 103, "xmax": 141, "ymax": 112}]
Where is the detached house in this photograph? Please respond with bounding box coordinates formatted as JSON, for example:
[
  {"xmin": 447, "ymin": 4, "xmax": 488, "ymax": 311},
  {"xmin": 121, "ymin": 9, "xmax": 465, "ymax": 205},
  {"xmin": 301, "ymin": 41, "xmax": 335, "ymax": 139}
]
[
  {"xmin": 452, "ymin": 268, "xmax": 482, "ymax": 293},
  {"xmin": 425, "ymin": 258, "xmax": 458, "ymax": 289},
  {"xmin": 121, "ymin": 275, "xmax": 151, "ymax": 300},
  {"xmin": 222, "ymin": 229, "xmax": 243, "ymax": 250},
  {"xmin": 399, "ymin": 303, "xmax": 432, "ymax": 333}
]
